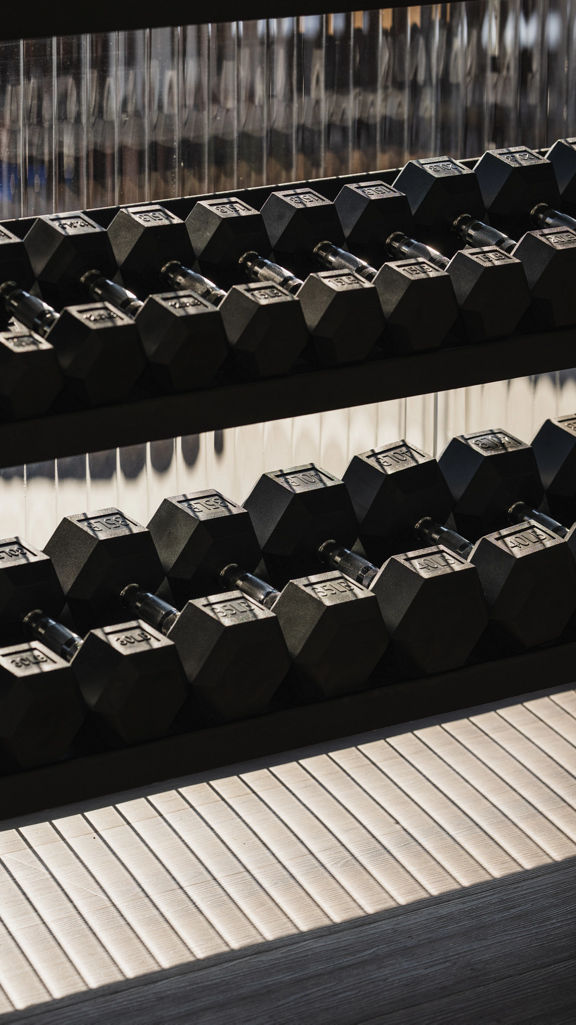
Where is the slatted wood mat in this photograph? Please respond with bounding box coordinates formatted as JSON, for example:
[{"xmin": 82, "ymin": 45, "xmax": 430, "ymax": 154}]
[{"xmin": 1, "ymin": 686, "xmax": 576, "ymax": 1024}]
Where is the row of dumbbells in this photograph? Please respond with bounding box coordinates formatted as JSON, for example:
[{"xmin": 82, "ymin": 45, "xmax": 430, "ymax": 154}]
[
  {"xmin": 3, "ymin": 139, "xmax": 576, "ymax": 420},
  {"xmin": 2, "ymin": 413, "xmax": 576, "ymax": 774}
]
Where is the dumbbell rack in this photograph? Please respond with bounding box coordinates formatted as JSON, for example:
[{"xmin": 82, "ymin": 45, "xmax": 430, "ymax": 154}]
[{"xmin": 1, "ymin": 166, "xmax": 576, "ymax": 821}]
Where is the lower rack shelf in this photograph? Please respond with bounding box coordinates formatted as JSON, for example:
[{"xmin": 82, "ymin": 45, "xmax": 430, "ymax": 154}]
[{"xmin": 3, "ymin": 636, "xmax": 575, "ymax": 822}]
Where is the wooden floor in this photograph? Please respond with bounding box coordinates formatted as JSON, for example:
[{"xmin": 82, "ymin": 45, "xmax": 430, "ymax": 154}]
[{"xmin": 1, "ymin": 684, "xmax": 576, "ymax": 1024}]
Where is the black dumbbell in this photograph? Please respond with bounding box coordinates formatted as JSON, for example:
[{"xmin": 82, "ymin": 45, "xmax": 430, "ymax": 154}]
[
  {"xmin": 546, "ymin": 138, "xmax": 576, "ymax": 212},
  {"xmin": 313, "ymin": 240, "xmax": 459, "ymax": 353},
  {"xmin": 259, "ymin": 185, "xmax": 343, "ymax": 254},
  {"xmin": 0, "ymin": 225, "xmax": 63, "ymax": 418},
  {"xmin": 106, "ymin": 203, "xmax": 308, "ymax": 378},
  {"xmin": 44, "ymin": 506, "xmax": 289, "ymax": 721},
  {"xmin": 0, "ymin": 536, "xmax": 85, "ymax": 768},
  {"xmin": 0, "ymin": 281, "xmax": 144, "ymax": 408},
  {"xmin": 238, "ymin": 250, "xmax": 384, "ymax": 366},
  {"xmin": 148, "ymin": 488, "xmax": 387, "ymax": 698},
  {"xmin": 343, "ymin": 435, "xmax": 576, "ymax": 650},
  {"xmin": 329, "ymin": 175, "xmax": 526, "ymax": 345},
  {"xmin": 394, "ymin": 153, "xmax": 576, "ymax": 329},
  {"xmin": 243, "ymin": 463, "xmax": 487, "ymax": 676},
  {"xmin": 472, "ymin": 145, "xmax": 574, "ymax": 234},
  {"xmin": 23, "ymin": 212, "xmax": 229, "ymax": 393},
  {"xmin": 532, "ymin": 414, "xmax": 576, "ymax": 525},
  {"xmin": 24, "ymin": 609, "xmax": 186, "ymax": 746}
]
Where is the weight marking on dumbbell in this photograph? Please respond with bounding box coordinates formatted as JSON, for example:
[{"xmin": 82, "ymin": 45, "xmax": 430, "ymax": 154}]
[
  {"xmin": 467, "ymin": 430, "xmax": 523, "ymax": 453},
  {"xmin": 1, "ymin": 333, "xmax": 48, "ymax": 351},
  {"xmin": 279, "ymin": 190, "xmax": 331, "ymax": 208},
  {"xmin": 0, "ymin": 645, "xmax": 59, "ymax": 674},
  {"xmin": 558, "ymin": 416, "xmax": 576, "ymax": 432},
  {"xmin": 495, "ymin": 147, "xmax": 544, "ymax": 166},
  {"xmin": 78, "ymin": 306, "xmax": 121, "ymax": 325},
  {"xmin": 107, "ymin": 625, "xmax": 164, "ymax": 652},
  {"xmin": 164, "ymin": 295, "xmax": 204, "ymax": 312},
  {"xmin": 245, "ymin": 284, "xmax": 289, "ymax": 303},
  {"xmin": 0, "ymin": 540, "xmax": 42, "ymax": 563},
  {"xmin": 201, "ymin": 595, "xmax": 267, "ymax": 623},
  {"xmin": 497, "ymin": 525, "xmax": 557, "ymax": 553},
  {"xmin": 208, "ymin": 199, "xmax": 257, "ymax": 217},
  {"xmin": 352, "ymin": 183, "xmax": 402, "ymax": 199},
  {"xmin": 536, "ymin": 228, "xmax": 576, "ymax": 248},
  {"xmin": 403, "ymin": 550, "xmax": 460, "ymax": 577},
  {"xmin": 47, "ymin": 214, "xmax": 95, "ymax": 235},
  {"xmin": 275, "ymin": 467, "xmax": 338, "ymax": 491},
  {"xmin": 324, "ymin": 273, "xmax": 370, "ymax": 291},
  {"xmin": 126, "ymin": 206, "xmax": 181, "ymax": 225},
  {"xmin": 397, "ymin": 261, "xmax": 444, "ymax": 279},
  {"xmin": 468, "ymin": 248, "xmax": 515, "ymax": 267},
  {"xmin": 304, "ymin": 575, "xmax": 365, "ymax": 602},
  {"xmin": 420, "ymin": 158, "xmax": 468, "ymax": 177},
  {"xmin": 177, "ymin": 492, "xmax": 240, "ymax": 518},
  {"xmin": 367, "ymin": 443, "xmax": 428, "ymax": 473},
  {"xmin": 79, "ymin": 512, "xmax": 140, "ymax": 535}
]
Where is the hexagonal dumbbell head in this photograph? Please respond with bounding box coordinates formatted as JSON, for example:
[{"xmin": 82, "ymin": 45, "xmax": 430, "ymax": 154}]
[
  {"xmin": 186, "ymin": 197, "xmax": 269, "ymax": 266},
  {"xmin": 134, "ymin": 290, "xmax": 228, "ymax": 391},
  {"xmin": 343, "ymin": 441, "xmax": 453, "ymax": 563},
  {"xmin": 367, "ymin": 545, "xmax": 487, "ymax": 676},
  {"xmin": 393, "ymin": 156, "xmax": 484, "ymax": 229},
  {"xmin": 371, "ymin": 260, "xmax": 459, "ymax": 353},
  {"xmin": 24, "ymin": 212, "xmax": 117, "ymax": 306},
  {"xmin": 438, "ymin": 429, "xmax": 546, "ymax": 540},
  {"xmin": 334, "ymin": 180, "xmax": 412, "ymax": 248},
  {"xmin": 244, "ymin": 465, "xmax": 359, "ymax": 584},
  {"xmin": 148, "ymin": 491, "xmax": 262, "ymax": 605},
  {"xmin": 296, "ymin": 270, "xmax": 384, "ymax": 365},
  {"xmin": 0, "ymin": 537, "xmax": 63, "ymax": 640},
  {"xmin": 49, "ymin": 303, "xmax": 145, "ymax": 407},
  {"xmin": 107, "ymin": 204, "xmax": 191, "ymax": 294},
  {"xmin": 513, "ymin": 226, "xmax": 576, "ymax": 328},
  {"xmin": 0, "ymin": 226, "xmax": 34, "ymax": 326},
  {"xmin": 0, "ymin": 640, "xmax": 84, "ymax": 769},
  {"xmin": 219, "ymin": 282, "xmax": 308, "ymax": 378},
  {"xmin": 468, "ymin": 520, "xmax": 576, "ymax": 649},
  {"xmin": 474, "ymin": 146, "xmax": 560, "ymax": 220},
  {"xmin": 445, "ymin": 247, "xmax": 530, "ymax": 341},
  {"xmin": 0, "ymin": 327, "xmax": 63, "ymax": 419},
  {"xmin": 165, "ymin": 591, "xmax": 290, "ymax": 721},
  {"xmin": 71, "ymin": 620, "xmax": 187, "ymax": 746},
  {"xmin": 260, "ymin": 187, "xmax": 342, "ymax": 253},
  {"xmin": 44, "ymin": 509, "xmax": 164, "ymax": 630},
  {"xmin": 546, "ymin": 138, "xmax": 576, "ymax": 208},
  {"xmin": 532, "ymin": 414, "xmax": 576, "ymax": 524}
]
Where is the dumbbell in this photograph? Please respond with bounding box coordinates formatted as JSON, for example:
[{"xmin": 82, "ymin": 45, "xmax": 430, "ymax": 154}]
[
  {"xmin": 546, "ymin": 139, "xmax": 576, "ymax": 212},
  {"xmin": 331, "ymin": 177, "xmax": 530, "ymax": 342},
  {"xmin": 260, "ymin": 184, "xmax": 458, "ymax": 354},
  {"xmin": 24, "ymin": 609, "xmax": 186, "ymax": 746},
  {"xmin": 394, "ymin": 153, "xmax": 576, "ymax": 329},
  {"xmin": 0, "ymin": 225, "xmax": 63, "ymax": 418},
  {"xmin": 531, "ymin": 415, "xmax": 576, "ymax": 525},
  {"xmin": 23, "ymin": 212, "xmax": 229, "ymax": 393},
  {"xmin": 0, "ymin": 281, "xmax": 144, "ymax": 408},
  {"xmin": 242, "ymin": 464, "xmax": 487, "ymax": 676},
  {"xmin": 148, "ymin": 488, "xmax": 387, "ymax": 698},
  {"xmin": 238, "ymin": 250, "xmax": 384, "ymax": 365},
  {"xmin": 342, "ymin": 435, "xmax": 576, "ymax": 650},
  {"xmin": 472, "ymin": 145, "xmax": 576, "ymax": 234},
  {"xmin": 44, "ymin": 506, "xmax": 289, "ymax": 721},
  {"xmin": 0, "ymin": 536, "xmax": 85, "ymax": 768},
  {"xmin": 105, "ymin": 203, "xmax": 308, "ymax": 378}
]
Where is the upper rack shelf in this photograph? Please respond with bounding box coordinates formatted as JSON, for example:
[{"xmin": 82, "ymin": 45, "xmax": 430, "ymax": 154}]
[{"xmin": 6, "ymin": 0, "xmax": 469, "ymax": 44}]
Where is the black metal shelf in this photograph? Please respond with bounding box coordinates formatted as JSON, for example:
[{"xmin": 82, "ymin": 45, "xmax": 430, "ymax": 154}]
[
  {"xmin": 2, "ymin": 637, "xmax": 574, "ymax": 822},
  {"xmin": 0, "ymin": 327, "xmax": 573, "ymax": 469},
  {"xmin": 5, "ymin": 1, "xmax": 468, "ymax": 44}
]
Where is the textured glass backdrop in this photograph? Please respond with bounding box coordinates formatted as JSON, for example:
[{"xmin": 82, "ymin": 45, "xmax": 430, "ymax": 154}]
[{"xmin": 0, "ymin": 1, "xmax": 575, "ymax": 543}]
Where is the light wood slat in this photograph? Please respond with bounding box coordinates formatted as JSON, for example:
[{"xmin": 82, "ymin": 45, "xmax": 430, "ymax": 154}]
[{"xmin": 0, "ymin": 686, "xmax": 575, "ymax": 1023}]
